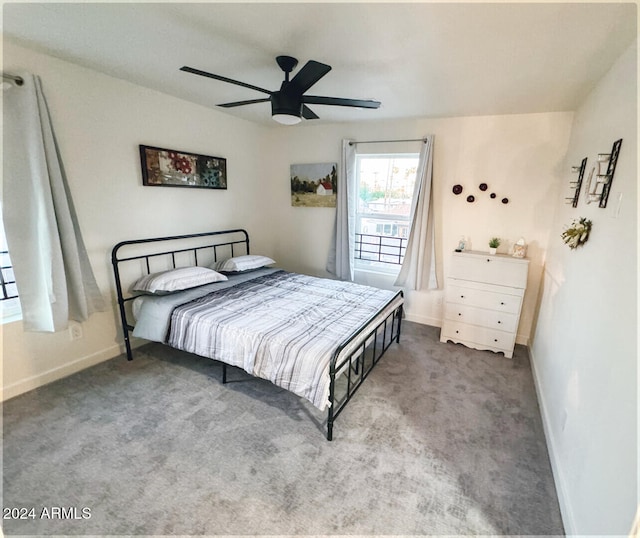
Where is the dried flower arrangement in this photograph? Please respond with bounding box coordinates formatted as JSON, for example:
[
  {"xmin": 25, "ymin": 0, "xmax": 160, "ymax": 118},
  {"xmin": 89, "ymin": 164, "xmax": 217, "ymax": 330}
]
[{"xmin": 561, "ymin": 217, "xmax": 592, "ymax": 249}]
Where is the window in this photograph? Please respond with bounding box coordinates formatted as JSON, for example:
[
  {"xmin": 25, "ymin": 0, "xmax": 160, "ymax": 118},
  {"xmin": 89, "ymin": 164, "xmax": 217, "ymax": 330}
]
[
  {"xmin": 355, "ymin": 153, "xmax": 419, "ymax": 274},
  {"xmin": 0, "ymin": 223, "xmax": 22, "ymax": 324}
]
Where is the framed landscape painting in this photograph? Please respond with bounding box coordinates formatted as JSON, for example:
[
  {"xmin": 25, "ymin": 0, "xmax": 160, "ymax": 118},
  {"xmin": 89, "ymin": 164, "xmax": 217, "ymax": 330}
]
[
  {"xmin": 140, "ymin": 145, "xmax": 227, "ymax": 189},
  {"xmin": 290, "ymin": 162, "xmax": 337, "ymax": 207}
]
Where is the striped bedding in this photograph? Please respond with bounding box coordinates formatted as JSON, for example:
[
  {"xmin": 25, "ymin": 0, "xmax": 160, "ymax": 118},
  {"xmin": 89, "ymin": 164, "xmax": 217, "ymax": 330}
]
[{"xmin": 167, "ymin": 270, "xmax": 401, "ymax": 410}]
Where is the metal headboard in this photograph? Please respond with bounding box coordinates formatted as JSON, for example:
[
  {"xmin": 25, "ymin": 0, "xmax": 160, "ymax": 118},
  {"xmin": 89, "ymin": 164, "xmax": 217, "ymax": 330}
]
[{"xmin": 111, "ymin": 229, "xmax": 250, "ymax": 360}]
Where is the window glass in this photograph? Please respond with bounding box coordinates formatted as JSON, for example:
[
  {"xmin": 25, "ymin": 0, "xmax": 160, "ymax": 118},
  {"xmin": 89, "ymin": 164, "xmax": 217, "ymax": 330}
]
[{"xmin": 355, "ymin": 153, "xmax": 419, "ymax": 274}]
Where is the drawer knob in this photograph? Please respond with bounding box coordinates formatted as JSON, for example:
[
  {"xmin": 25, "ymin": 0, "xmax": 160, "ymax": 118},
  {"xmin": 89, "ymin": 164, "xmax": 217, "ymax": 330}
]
[
  {"xmin": 486, "ymin": 259, "xmax": 491, "ymax": 262},
  {"xmin": 500, "ymin": 301, "xmax": 505, "ymax": 305},
  {"xmin": 497, "ymin": 320, "xmax": 501, "ymax": 324},
  {"xmin": 494, "ymin": 338, "xmax": 498, "ymax": 342},
  {"xmin": 460, "ymin": 295, "xmax": 465, "ymax": 299},
  {"xmin": 455, "ymin": 330, "xmax": 459, "ymax": 334},
  {"xmin": 458, "ymin": 313, "xmax": 462, "ymax": 316}
]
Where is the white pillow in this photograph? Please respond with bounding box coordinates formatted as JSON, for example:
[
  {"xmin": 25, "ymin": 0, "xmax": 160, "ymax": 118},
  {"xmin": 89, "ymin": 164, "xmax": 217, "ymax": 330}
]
[
  {"xmin": 213, "ymin": 254, "xmax": 275, "ymax": 273},
  {"xmin": 132, "ymin": 266, "xmax": 227, "ymax": 294}
]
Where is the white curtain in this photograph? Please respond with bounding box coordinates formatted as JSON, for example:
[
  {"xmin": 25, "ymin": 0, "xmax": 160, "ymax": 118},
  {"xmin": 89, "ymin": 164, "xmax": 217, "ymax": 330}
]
[
  {"xmin": 326, "ymin": 139, "xmax": 357, "ymax": 281},
  {"xmin": 395, "ymin": 135, "xmax": 439, "ymax": 290},
  {"xmin": 3, "ymin": 73, "xmax": 105, "ymax": 332}
]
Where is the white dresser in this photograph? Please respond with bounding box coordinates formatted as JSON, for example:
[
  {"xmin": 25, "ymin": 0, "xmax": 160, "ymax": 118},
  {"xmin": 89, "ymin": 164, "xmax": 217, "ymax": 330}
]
[{"xmin": 440, "ymin": 251, "xmax": 529, "ymax": 358}]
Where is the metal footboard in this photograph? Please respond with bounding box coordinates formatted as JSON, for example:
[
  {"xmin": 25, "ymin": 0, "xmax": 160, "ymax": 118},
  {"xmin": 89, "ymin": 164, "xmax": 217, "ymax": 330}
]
[{"xmin": 327, "ymin": 293, "xmax": 403, "ymax": 440}]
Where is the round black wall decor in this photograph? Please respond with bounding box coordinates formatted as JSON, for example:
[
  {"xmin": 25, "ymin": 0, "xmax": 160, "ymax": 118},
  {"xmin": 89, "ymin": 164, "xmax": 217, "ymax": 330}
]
[
  {"xmin": 452, "ymin": 184, "xmax": 463, "ymax": 195},
  {"xmin": 490, "ymin": 193, "xmax": 497, "ymax": 199},
  {"xmin": 479, "ymin": 183, "xmax": 488, "ymax": 191},
  {"xmin": 501, "ymin": 197, "xmax": 509, "ymax": 204},
  {"xmin": 466, "ymin": 195, "xmax": 475, "ymax": 203}
]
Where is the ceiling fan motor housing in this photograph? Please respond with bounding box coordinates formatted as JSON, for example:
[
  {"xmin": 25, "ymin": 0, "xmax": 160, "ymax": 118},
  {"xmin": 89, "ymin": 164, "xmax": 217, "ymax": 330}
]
[{"xmin": 271, "ymin": 85, "xmax": 303, "ymax": 118}]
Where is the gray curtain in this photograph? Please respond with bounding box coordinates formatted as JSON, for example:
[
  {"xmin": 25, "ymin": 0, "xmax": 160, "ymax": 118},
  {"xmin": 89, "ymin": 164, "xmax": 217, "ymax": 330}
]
[
  {"xmin": 3, "ymin": 72, "xmax": 105, "ymax": 332},
  {"xmin": 395, "ymin": 135, "xmax": 439, "ymax": 290},
  {"xmin": 326, "ymin": 139, "xmax": 357, "ymax": 281}
]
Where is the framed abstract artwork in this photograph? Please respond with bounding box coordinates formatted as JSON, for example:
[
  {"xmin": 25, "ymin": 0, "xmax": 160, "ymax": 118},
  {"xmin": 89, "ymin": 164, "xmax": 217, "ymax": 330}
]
[{"xmin": 139, "ymin": 145, "xmax": 227, "ymax": 189}]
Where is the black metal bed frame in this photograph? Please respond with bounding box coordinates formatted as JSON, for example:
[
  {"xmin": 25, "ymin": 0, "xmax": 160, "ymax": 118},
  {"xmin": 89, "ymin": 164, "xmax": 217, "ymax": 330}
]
[{"xmin": 111, "ymin": 229, "xmax": 403, "ymax": 440}]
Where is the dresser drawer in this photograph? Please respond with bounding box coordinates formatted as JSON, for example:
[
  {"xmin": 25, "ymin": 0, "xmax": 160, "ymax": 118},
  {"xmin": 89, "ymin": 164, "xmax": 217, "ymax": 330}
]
[
  {"xmin": 450, "ymin": 252, "xmax": 528, "ymax": 288},
  {"xmin": 444, "ymin": 302, "xmax": 519, "ymax": 333},
  {"xmin": 441, "ymin": 320, "xmax": 516, "ymax": 353},
  {"xmin": 446, "ymin": 284, "xmax": 522, "ymax": 314}
]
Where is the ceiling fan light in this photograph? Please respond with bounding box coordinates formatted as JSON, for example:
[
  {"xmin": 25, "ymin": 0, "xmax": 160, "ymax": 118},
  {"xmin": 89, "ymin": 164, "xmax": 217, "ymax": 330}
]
[{"xmin": 272, "ymin": 113, "xmax": 302, "ymax": 125}]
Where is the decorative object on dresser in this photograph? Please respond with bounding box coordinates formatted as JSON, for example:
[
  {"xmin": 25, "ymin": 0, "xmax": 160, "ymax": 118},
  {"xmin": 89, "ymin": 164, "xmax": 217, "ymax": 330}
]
[
  {"xmin": 512, "ymin": 237, "xmax": 527, "ymax": 258},
  {"xmin": 139, "ymin": 145, "xmax": 227, "ymax": 189},
  {"xmin": 561, "ymin": 217, "xmax": 592, "ymax": 249},
  {"xmin": 440, "ymin": 251, "xmax": 529, "ymax": 359},
  {"xmin": 488, "ymin": 237, "xmax": 501, "ymax": 255}
]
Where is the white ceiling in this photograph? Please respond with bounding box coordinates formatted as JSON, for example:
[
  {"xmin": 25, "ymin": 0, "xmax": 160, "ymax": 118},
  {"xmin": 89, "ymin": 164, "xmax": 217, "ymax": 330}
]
[{"xmin": 2, "ymin": 2, "xmax": 637, "ymax": 126}]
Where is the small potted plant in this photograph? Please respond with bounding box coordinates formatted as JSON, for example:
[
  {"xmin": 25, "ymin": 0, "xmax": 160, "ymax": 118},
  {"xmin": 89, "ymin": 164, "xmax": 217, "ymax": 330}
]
[{"xmin": 488, "ymin": 237, "xmax": 501, "ymax": 255}]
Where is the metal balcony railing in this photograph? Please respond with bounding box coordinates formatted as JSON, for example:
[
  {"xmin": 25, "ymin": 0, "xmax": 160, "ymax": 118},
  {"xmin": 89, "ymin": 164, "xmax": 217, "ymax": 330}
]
[
  {"xmin": 0, "ymin": 251, "xmax": 19, "ymax": 301},
  {"xmin": 355, "ymin": 233, "xmax": 407, "ymax": 266}
]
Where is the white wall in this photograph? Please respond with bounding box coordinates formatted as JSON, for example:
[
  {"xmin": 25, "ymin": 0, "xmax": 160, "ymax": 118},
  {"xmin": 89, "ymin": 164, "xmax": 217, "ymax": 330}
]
[
  {"xmin": 0, "ymin": 40, "xmax": 574, "ymax": 394},
  {"xmin": 530, "ymin": 41, "xmax": 638, "ymax": 535},
  {"xmin": 265, "ymin": 113, "xmax": 573, "ymax": 337},
  {"xmin": 1, "ymin": 40, "xmax": 272, "ymax": 399},
  {"xmin": 2, "ymin": 38, "xmax": 573, "ymax": 401}
]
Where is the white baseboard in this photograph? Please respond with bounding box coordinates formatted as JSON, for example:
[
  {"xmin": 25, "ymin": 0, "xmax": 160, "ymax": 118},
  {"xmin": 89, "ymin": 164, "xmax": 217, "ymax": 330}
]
[
  {"xmin": 2, "ymin": 344, "xmax": 122, "ymax": 401},
  {"xmin": 528, "ymin": 345, "xmax": 576, "ymax": 535},
  {"xmin": 404, "ymin": 313, "xmax": 441, "ymax": 327}
]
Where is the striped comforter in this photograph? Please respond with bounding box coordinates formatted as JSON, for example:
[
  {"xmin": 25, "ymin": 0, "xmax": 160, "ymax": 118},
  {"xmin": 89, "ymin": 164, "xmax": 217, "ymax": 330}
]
[{"xmin": 167, "ymin": 270, "xmax": 400, "ymax": 410}]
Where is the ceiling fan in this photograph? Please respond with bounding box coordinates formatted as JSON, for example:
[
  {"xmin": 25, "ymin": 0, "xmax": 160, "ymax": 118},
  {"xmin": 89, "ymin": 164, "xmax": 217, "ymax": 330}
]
[{"xmin": 180, "ymin": 56, "xmax": 381, "ymax": 125}]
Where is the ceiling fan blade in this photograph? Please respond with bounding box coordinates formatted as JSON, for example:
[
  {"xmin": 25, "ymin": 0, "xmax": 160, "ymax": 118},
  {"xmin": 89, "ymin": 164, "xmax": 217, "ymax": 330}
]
[
  {"xmin": 218, "ymin": 98, "xmax": 272, "ymax": 108},
  {"xmin": 180, "ymin": 66, "xmax": 272, "ymax": 95},
  {"xmin": 303, "ymin": 95, "xmax": 381, "ymax": 109},
  {"xmin": 289, "ymin": 60, "xmax": 331, "ymax": 94},
  {"xmin": 302, "ymin": 105, "xmax": 319, "ymax": 120}
]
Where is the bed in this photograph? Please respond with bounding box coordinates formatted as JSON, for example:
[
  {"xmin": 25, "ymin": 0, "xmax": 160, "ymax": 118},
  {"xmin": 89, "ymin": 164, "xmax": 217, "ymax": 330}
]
[{"xmin": 111, "ymin": 229, "xmax": 404, "ymax": 440}]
